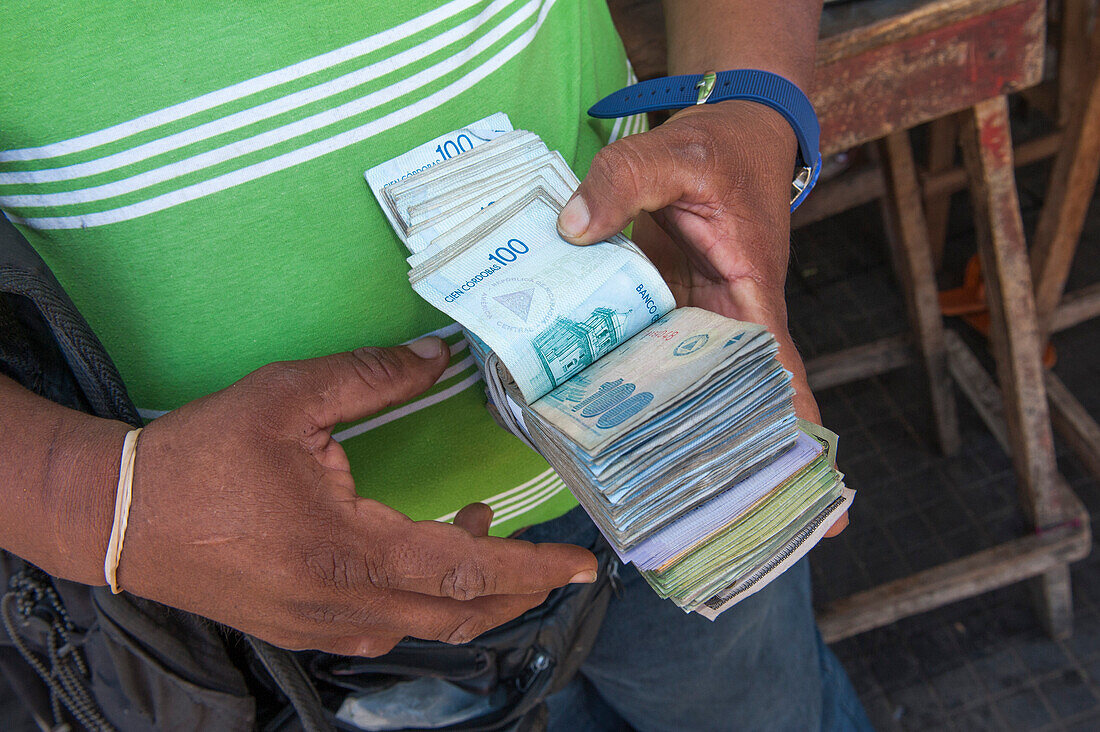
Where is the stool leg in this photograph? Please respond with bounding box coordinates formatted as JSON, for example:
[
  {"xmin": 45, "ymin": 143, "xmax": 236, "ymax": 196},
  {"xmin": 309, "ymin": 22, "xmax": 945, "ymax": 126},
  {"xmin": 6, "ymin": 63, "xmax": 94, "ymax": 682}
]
[
  {"xmin": 1032, "ymin": 23, "xmax": 1100, "ymax": 336},
  {"xmin": 1030, "ymin": 564, "xmax": 1074, "ymax": 641},
  {"xmin": 959, "ymin": 96, "xmax": 1073, "ymax": 638},
  {"xmin": 1031, "ymin": 25, "xmax": 1100, "ymax": 489},
  {"xmin": 876, "ymin": 131, "xmax": 961, "ymax": 455},
  {"xmin": 923, "ymin": 115, "xmax": 959, "ymax": 270},
  {"xmin": 1058, "ymin": 0, "xmax": 1093, "ymax": 126}
]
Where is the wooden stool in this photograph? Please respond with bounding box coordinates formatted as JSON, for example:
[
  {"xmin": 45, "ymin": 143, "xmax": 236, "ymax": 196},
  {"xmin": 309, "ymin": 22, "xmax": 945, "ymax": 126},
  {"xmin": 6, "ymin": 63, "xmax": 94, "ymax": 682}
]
[
  {"xmin": 899, "ymin": 6, "xmax": 1100, "ymax": 493},
  {"xmin": 1033, "ymin": 21, "xmax": 1100, "ymax": 486},
  {"xmin": 608, "ymin": 0, "xmax": 1092, "ymax": 640}
]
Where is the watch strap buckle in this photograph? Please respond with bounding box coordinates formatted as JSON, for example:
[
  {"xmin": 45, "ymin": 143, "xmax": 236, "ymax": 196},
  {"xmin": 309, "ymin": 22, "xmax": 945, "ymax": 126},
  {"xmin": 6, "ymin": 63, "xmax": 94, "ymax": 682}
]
[
  {"xmin": 694, "ymin": 71, "xmax": 717, "ymax": 105},
  {"xmin": 790, "ymin": 156, "xmax": 822, "ymax": 212}
]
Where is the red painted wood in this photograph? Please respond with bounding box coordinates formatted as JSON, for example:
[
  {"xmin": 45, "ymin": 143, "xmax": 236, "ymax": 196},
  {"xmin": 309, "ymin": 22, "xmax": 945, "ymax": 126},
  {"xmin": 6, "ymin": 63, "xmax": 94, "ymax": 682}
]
[{"xmin": 813, "ymin": 0, "xmax": 1044, "ymax": 155}]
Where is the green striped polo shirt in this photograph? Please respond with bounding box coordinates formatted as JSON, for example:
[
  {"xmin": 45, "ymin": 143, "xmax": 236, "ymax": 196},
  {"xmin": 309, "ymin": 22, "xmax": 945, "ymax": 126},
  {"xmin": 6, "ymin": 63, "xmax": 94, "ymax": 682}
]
[{"xmin": 0, "ymin": 0, "xmax": 648, "ymax": 535}]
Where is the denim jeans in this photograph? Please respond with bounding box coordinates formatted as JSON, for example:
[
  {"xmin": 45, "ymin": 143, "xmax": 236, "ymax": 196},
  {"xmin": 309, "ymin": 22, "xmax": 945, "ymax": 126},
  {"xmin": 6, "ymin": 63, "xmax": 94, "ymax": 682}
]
[{"xmin": 520, "ymin": 507, "xmax": 873, "ymax": 732}]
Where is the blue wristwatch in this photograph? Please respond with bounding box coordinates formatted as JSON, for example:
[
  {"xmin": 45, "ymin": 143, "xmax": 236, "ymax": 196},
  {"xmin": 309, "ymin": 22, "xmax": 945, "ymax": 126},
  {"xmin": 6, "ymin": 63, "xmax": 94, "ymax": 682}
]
[{"xmin": 588, "ymin": 69, "xmax": 822, "ymax": 212}]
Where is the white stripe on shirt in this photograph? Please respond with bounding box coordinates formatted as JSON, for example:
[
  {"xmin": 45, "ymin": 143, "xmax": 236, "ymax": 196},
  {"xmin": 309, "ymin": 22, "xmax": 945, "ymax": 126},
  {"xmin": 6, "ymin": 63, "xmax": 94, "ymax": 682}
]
[
  {"xmin": 0, "ymin": 0, "xmax": 540, "ymax": 205},
  {"xmin": 0, "ymin": 0, "xmax": 522, "ymax": 187},
  {"xmin": 0, "ymin": 0, "xmax": 485, "ymax": 162},
  {"xmin": 7, "ymin": 0, "xmax": 560, "ymax": 230},
  {"xmin": 435, "ymin": 467, "xmax": 564, "ymax": 523}
]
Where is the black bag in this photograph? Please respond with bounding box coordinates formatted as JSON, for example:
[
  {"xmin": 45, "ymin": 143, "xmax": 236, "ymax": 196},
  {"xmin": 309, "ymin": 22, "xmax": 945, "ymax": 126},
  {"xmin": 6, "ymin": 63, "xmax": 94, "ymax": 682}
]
[
  {"xmin": 0, "ymin": 213, "xmax": 614, "ymax": 731},
  {"xmin": 302, "ymin": 540, "xmax": 617, "ymax": 732},
  {"xmin": 0, "ymin": 213, "xmax": 259, "ymax": 730}
]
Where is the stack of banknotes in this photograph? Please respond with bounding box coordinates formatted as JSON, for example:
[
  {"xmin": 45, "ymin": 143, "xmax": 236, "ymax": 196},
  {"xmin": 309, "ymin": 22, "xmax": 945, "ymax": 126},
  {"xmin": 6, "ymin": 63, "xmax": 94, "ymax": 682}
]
[{"xmin": 366, "ymin": 114, "xmax": 853, "ymax": 618}]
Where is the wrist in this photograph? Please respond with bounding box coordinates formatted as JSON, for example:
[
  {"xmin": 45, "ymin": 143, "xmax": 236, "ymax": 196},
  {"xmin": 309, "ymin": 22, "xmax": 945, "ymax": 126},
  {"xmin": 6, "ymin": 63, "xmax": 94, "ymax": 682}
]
[
  {"xmin": 720, "ymin": 275, "xmax": 788, "ymax": 325},
  {"xmin": 43, "ymin": 415, "xmax": 132, "ymax": 586},
  {"xmin": 590, "ymin": 69, "xmax": 820, "ymax": 212},
  {"xmin": 683, "ymin": 98, "xmax": 798, "ymax": 173},
  {"xmin": 667, "ymin": 55, "xmax": 816, "ymax": 94},
  {"xmin": 666, "ymin": 101, "xmax": 798, "ymax": 204}
]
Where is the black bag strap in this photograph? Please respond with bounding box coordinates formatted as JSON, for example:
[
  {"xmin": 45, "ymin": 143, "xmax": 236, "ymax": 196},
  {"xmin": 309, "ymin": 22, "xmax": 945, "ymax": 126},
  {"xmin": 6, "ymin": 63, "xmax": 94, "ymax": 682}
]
[
  {"xmin": 0, "ymin": 213, "xmax": 141, "ymax": 426},
  {"xmin": 248, "ymin": 637, "xmax": 329, "ymax": 732}
]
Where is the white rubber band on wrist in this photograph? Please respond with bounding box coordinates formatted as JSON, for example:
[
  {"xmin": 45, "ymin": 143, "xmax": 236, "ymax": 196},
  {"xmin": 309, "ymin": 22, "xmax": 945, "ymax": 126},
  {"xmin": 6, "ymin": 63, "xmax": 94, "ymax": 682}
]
[{"xmin": 104, "ymin": 428, "xmax": 142, "ymax": 594}]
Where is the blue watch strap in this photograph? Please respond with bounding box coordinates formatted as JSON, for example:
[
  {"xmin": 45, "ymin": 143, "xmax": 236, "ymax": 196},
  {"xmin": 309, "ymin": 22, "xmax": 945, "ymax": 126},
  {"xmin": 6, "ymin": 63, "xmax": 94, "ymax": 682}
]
[{"xmin": 588, "ymin": 69, "xmax": 822, "ymax": 211}]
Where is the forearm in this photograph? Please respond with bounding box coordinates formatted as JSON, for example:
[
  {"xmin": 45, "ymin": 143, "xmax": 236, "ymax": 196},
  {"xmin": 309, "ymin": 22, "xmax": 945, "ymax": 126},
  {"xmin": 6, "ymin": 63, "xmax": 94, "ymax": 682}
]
[
  {"xmin": 657, "ymin": 0, "xmax": 824, "ymax": 291},
  {"xmin": 660, "ymin": 1, "xmax": 823, "ymax": 408},
  {"xmin": 662, "ymin": 0, "xmax": 823, "ymax": 167},
  {"xmin": 0, "ymin": 374, "xmax": 128, "ymax": 584},
  {"xmin": 663, "ymin": 0, "xmax": 822, "ymax": 87}
]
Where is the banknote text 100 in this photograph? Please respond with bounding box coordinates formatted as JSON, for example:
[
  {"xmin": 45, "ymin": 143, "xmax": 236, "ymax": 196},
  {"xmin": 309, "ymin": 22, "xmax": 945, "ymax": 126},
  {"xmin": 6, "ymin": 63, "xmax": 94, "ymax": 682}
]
[
  {"xmin": 487, "ymin": 238, "xmax": 530, "ymax": 266},
  {"xmin": 435, "ymin": 134, "xmax": 474, "ymax": 161}
]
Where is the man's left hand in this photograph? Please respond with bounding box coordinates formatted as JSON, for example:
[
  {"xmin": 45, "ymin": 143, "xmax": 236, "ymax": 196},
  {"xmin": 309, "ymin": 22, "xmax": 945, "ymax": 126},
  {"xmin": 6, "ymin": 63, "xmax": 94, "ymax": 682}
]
[{"xmin": 557, "ymin": 100, "xmax": 847, "ymax": 537}]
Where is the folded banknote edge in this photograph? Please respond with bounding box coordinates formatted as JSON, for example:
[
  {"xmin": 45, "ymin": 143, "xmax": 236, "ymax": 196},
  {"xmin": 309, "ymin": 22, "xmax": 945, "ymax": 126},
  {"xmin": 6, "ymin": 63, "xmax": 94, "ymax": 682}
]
[{"xmin": 695, "ymin": 487, "xmax": 855, "ymax": 620}]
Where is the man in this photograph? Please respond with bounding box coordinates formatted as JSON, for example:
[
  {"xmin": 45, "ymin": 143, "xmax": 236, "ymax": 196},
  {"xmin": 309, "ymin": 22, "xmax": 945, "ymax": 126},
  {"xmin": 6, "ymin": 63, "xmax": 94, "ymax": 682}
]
[{"xmin": 0, "ymin": 0, "xmax": 867, "ymax": 728}]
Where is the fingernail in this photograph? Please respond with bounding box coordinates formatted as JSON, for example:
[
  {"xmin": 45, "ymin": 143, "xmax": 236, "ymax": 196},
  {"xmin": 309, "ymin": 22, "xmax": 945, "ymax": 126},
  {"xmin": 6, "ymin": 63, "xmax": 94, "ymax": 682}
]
[
  {"xmin": 407, "ymin": 336, "xmax": 446, "ymax": 359},
  {"xmin": 557, "ymin": 195, "xmax": 590, "ymax": 241},
  {"xmin": 569, "ymin": 570, "xmax": 597, "ymax": 584}
]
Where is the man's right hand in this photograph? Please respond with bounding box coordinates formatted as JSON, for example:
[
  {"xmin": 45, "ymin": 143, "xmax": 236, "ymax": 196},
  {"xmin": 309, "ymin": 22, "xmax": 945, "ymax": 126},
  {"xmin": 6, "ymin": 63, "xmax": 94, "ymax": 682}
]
[{"xmin": 89, "ymin": 337, "xmax": 595, "ymax": 657}]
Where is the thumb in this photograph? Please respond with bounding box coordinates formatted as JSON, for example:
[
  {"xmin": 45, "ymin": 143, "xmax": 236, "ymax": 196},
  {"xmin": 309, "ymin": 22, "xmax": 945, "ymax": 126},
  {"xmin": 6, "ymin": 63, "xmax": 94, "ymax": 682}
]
[
  {"xmin": 557, "ymin": 132, "xmax": 691, "ymax": 246},
  {"xmin": 275, "ymin": 336, "xmax": 451, "ymax": 429},
  {"xmin": 453, "ymin": 502, "xmax": 494, "ymax": 537}
]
